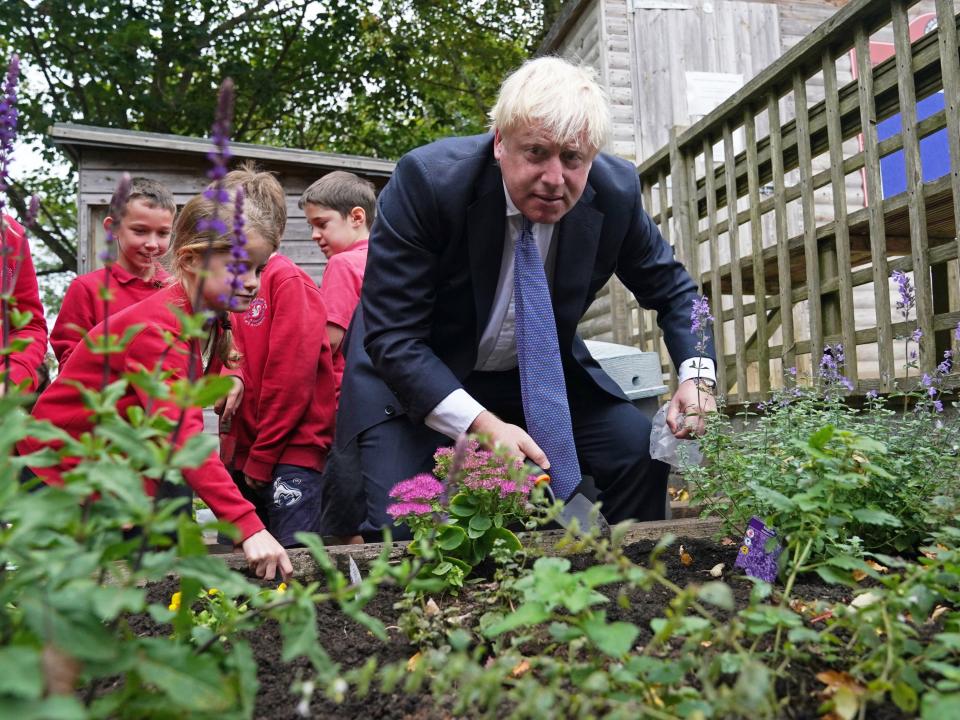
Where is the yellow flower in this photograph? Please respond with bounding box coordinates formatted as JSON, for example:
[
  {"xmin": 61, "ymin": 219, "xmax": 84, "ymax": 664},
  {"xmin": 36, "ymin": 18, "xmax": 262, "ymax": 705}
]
[
  {"xmin": 277, "ymin": 583, "xmax": 287, "ymax": 594},
  {"xmin": 207, "ymin": 588, "xmax": 221, "ymax": 597},
  {"xmin": 168, "ymin": 591, "xmax": 181, "ymax": 611}
]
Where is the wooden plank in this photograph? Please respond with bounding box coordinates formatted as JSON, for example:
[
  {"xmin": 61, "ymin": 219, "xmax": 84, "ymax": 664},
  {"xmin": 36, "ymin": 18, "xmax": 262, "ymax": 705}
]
[
  {"xmin": 892, "ymin": 0, "xmax": 935, "ymax": 372},
  {"xmin": 822, "ymin": 49, "xmax": 858, "ymax": 383},
  {"xmin": 854, "ymin": 25, "xmax": 894, "ymax": 391},
  {"xmin": 657, "ymin": 169, "xmax": 672, "ymax": 249},
  {"xmin": 936, "ymin": 0, "xmax": 960, "ymax": 297},
  {"xmin": 767, "ymin": 91, "xmax": 796, "ymax": 374},
  {"xmin": 669, "ymin": 129, "xmax": 690, "ymax": 266},
  {"xmin": 723, "ymin": 122, "xmax": 748, "ymax": 399},
  {"xmin": 793, "ymin": 70, "xmax": 824, "ymax": 363},
  {"xmin": 703, "ymin": 136, "xmax": 727, "ymax": 395},
  {"xmin": 685, "ymin": 149, "xmax": 701, "ymax": 286},
  {"xmin": 744, "ymin": 108, "xmax": 769, "ymax": 394}
]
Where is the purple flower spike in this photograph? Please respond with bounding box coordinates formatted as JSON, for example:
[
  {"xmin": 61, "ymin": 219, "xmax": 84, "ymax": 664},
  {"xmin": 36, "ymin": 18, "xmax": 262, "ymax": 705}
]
[
  {"xmin": 224, "ymin": 186, "xmax": 249, "ymax": 309},
  {"xmin": 690, "ymin": 296, "xmax": 714, "ymax": 356},
  {"xmin": 25, "ymin": 194, "xmax": 39, "ymax": 228},
  {"xmin": 892, "ymin": 270, "xmax": 915, "ymax": 320},
  {"xmin": 911, "ymin": 328, "xmax": 923, "ymax": 344},
  {"xmin": 0, "ymin": 54, "xmax": 21, "ymax": 217},
  {"xmin": 197, "ymin": 79, "xmax": 235, "ymax": 237}
]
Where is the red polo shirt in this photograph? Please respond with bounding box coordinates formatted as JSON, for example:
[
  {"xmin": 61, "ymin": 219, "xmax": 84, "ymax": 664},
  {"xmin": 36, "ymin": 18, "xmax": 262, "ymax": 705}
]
[
  {"xmin": 52, "ymin": 263, "xmax": 171, "ymax": 367},
  {"xmin": 318, "ymin": 238, "xmax": 367, "ymax": 401},
  {"xmin": 19, "ymin": 282, "xmax": 263, "ymax": 541},
  {"xmin": 1, "ymin": 214, "xmax": 48, "ymax": 391},
  {"xmin": 225, "ymin": 254, "xmax": 336, "ymax": 482}
]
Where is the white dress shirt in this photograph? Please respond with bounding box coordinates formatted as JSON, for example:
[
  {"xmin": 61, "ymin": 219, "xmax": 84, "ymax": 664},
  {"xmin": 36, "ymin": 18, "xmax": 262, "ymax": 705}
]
[{"xmin": 424, "ymin": 185, "xmax": 716, "ymax": 439}]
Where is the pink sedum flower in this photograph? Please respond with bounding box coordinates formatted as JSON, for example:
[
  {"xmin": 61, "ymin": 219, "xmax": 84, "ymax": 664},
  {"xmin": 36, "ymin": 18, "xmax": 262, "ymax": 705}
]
[
  {"xmin": 389, "ymin": 473, "xmax": 444, "ymax": 503},
  {"xmin": 386, "ymin": 501, "xmax": 434, "ymax": 519}
]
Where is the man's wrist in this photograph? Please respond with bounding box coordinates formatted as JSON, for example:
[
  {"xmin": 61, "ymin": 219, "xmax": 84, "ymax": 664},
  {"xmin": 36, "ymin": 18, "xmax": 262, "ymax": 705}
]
[{"xmin": 687, "ymin": 376, "xmax": 716, "ymax": 395}]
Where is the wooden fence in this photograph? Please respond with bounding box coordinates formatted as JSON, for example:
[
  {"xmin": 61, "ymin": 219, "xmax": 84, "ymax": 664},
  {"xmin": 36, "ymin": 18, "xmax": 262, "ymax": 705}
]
[{"xmin": 589, "ymin": 0, "xmax": 960, "ymax": 404}]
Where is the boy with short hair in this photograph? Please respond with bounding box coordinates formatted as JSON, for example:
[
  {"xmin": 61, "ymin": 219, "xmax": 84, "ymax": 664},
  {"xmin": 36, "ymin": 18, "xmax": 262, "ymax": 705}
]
[
  {"xmin": 216, "ymin": 163, "xmax": 336, "ymax": 547},
  {"xmin": 299, "ymin": 171, "xmax": 375, "ymax": 401},
  {"xmin": 51, "ymin": 177, "xmax": 175, "ymax": 367}
]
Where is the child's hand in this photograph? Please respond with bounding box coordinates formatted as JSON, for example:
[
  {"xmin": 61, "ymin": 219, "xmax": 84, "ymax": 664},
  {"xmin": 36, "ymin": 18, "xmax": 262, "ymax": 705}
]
[
  {"xmin": 214, "ymin": 376, "xmax": 244, "ymax": 431},
  {"xmin": 241, "ymin": 529, "xmax": 293, "ymax": 581}
]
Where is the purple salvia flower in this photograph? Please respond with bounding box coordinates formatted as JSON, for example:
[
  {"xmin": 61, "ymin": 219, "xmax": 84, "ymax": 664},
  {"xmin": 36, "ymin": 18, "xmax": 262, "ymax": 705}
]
[
  {"xmin": 24, "ymin": 194, "xmax": 39, "ymax": 228},
  {"xmin": 197, "ymin": 79, "xmax": 234, "ymax": 237},
  {"xmin": 892, "ymin": 270, "xmax": 915, "ymax": 320},
  {"xmin": 0, "ymin": 55, "xmax": 20, "ymax": 218},
  {"xmin": 866, "ymin": 389, "xmax": 878, "ymax": 399},
  {"xmin": 921, "ymin": 373, "xmax": 932, "ymax": 387},
  {"xmin": 389, "ymin": 473, "xmax": 444, "ymax": 503},
  {"xmin": 911, "ymin": 328, "xmax": 923, "ymax": 343},
  {"xmin": 222, "ymin": 186, "xmax": 249, "ymax": 309},
  {"xmin": 818, "ymin": 343, "xmax": 852, "ymax": 394},
  {"xmin": 690, "ymin": 296, "xmax": 714, "ymax": 357},
  {"xmin": 933, "ymin": 400, "xmax": 944, "ymax": 413}
]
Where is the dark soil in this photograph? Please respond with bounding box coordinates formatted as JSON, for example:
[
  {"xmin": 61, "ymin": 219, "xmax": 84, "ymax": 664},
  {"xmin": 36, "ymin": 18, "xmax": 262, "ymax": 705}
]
[{"xmin": 120, "ymin": 538, "xmax": 908, "ymax": 719}]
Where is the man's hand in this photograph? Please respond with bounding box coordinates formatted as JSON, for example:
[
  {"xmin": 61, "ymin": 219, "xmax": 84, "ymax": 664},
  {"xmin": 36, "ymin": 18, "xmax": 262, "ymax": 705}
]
[
  {"xmin": 469, "ymin": 410, "xmax": 549, "ymax": 469},
  {"xmin": 666, "ymin": 378, "xmax": 717, "ymax": 438},
  {"xmin": 214, "ymin": 376, "xmax": 244, "ymax": 431}
]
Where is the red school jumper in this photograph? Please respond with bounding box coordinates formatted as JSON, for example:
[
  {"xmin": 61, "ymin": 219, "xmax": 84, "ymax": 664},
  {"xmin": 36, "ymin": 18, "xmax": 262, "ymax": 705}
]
[
  {"xmin": 18, "ymin": 282, "xmax": 264, "ymax": 540},
  {"xmin": 1, "ymin": 214, "xmax": 48, "ymax": 391},
  {"xmin": 51, "ymin": 263, "xmax": 171, "ymax": 367},
  {"xmin": 318, "ymin": 238, "xmax": 367, "ymax": 402},
  {"xmin": 226, "ymin": 254, "xmax": 336, "ymax": 482}
]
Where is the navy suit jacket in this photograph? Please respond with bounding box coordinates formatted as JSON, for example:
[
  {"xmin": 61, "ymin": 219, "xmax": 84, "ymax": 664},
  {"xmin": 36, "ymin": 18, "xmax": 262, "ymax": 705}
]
[{"xmin": 336, "ymin": 134, "xmax": 711, "ymax": 444}]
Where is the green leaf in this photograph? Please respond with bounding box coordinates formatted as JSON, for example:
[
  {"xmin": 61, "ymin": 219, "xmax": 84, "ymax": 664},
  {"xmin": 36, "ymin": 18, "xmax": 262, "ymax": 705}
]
[
  {"xmin": 170, "ymin": 433, "xmax": 218, "ymax": 470},
  {"xmin": 190, "ymin": 376, "xmax": 234, "ymax": 407},
  {"xmin": 921, "ymin": 692, "xmax": 960, "ymax": 719},
  {"xmin": 0, "ymin": 647, "xmax": 43, "ymax": 699},
  {"xmin": 852, "ymin": 508, "xmax": 903, "ymax": 527},
  {"xmin": 483, "ymin": 602, "xmax": 551, "ymax": 636},
  {"xmin": 448, "ymin": 492, "xmax": 476, "ymax": 517},
  {"xmin": 436, "ymin": 524, "xmax": 467, "ymax": 551},
  {"xmin": 698, "ymin": 581, "xmax": 734, "ymax": 611},
  {"xmin": 579, "ymin": 564, "xmax": 623, "ymax": 588},
  {"xmin": 580, "ymin": 612, "xmax": 639, "ymax": 658},
  {"xmin": 432, "ymin": 561, "xmax": 453, "ymax": 576},
  {"xmin": 892, "ymin": 681, "xmax": 918, "ymax": 713},
  {"xmin": 808, "ymin": 424, "xmax": 836, "ymax": 449},
  {"xmin": 136, "ymin": 638, "xmax": 237, "ymax": 711},
  {"xmin": 468, "ymin": 513, "xmax": 492, "ymax": 533}
]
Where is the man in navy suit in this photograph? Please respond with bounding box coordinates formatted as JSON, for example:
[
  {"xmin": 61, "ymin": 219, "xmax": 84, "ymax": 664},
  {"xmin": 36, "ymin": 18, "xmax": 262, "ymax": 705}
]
[{"xmin": 325, "ymin": 57, "xmax": 717, "ymax": 539}]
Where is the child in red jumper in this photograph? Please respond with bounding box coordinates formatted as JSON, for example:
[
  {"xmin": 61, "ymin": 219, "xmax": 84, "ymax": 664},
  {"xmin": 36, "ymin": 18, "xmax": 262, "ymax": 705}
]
[
  {"xmin": 1, "ymin": 213, "xmax": 48, "ymax": 395},
  {"xmin": 215, "ymin": 165, "xmax": 336, "ymax": 547},
  {"xmin": 19, "ymin": 191, "xmax": 293, "ymax": 580},
  {"xmin": 51, "ymin": 177, "xmax": 175, "ymax": 367},
  {"xmin": 299, "ymin": 171, "xmax": 375, "ymax": 403}
]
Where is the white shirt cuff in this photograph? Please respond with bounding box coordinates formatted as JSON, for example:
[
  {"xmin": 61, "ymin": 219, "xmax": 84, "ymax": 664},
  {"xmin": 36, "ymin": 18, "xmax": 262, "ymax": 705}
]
[
  {"xmin": 424, "ymin": 389, "xmax": 486, "ymax": 440},
  {"xmin": 678, "ymin": 357, "xmax": 717, "ymax": 385}
]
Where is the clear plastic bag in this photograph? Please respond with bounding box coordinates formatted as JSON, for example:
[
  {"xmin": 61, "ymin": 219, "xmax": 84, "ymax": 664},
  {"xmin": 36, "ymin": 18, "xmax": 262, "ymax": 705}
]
[{"xmin": 649, "ymin": 402, "xmax": 703, "ymax": 468}]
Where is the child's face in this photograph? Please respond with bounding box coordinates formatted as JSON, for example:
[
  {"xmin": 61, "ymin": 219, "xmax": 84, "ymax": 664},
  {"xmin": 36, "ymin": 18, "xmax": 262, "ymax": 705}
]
[
  {"xmin": 196, "ymin": 231, "xmax": 274, "ymax": 313},
  {"xmin": 304, "ymin": 203, "xmax": 366, "ymax": 259},
  {"xmin": 110, "ymin": 198, "xmax": 174, "ymax": 277}
]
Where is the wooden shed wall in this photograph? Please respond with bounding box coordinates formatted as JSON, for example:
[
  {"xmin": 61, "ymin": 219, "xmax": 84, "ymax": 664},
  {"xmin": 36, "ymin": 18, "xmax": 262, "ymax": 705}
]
[{"xmin": 74, "ymin": 147, "xmax": 390, "ymax": 286}]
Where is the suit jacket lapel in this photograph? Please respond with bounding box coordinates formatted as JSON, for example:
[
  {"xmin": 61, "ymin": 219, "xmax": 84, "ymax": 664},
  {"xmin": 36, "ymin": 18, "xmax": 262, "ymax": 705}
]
[
  {"xmin": 553, "ymin": 183, "xmax": 603, "ymax": 339},
  {"xmin": 467, "ymin": 162, "xmax": 506, "ymax": 346}
]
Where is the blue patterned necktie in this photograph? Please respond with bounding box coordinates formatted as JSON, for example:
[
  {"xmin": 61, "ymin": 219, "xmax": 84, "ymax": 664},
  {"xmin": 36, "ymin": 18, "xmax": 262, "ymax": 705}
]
[{"xmin": 514, "ymin": 217, "xmax": 581, "ymax": 499}]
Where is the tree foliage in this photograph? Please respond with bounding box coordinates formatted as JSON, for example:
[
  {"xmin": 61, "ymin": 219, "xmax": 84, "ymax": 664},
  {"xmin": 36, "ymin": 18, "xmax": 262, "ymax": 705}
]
[{"xmin": 0, "ymin": 0, "xmax": 547, "ymax": 270}]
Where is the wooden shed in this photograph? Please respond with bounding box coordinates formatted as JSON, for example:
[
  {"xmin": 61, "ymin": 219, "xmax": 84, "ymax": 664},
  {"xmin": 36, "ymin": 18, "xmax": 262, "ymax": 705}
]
[
  {"xmin": 50, "ymin": 123, "xmax": 396, "ymax": 285},
  {"xmin": 542, "ymin": 0, "xmax": 960, "ymax": 402}
]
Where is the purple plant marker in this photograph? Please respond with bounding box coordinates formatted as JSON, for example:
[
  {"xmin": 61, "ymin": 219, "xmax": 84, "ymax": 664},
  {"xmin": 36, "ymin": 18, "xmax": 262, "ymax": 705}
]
[{"xmin": 734, "ymin": 516, "xmax": 782, "ymax": 583}]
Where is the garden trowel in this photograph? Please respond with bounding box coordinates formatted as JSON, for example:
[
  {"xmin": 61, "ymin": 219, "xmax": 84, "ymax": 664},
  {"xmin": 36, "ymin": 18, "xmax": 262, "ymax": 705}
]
[{"xmin": 531, "ymin": 464, "xmax": 610, "ymax": 536}]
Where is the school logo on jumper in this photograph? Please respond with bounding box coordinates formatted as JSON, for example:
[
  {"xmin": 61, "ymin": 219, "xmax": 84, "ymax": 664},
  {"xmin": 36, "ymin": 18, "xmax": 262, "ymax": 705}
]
[
  {"xmin": 244, "ymin": 297, "xmax": 267, "ymax": 326},
  {"xmin": 273, "ymin": 479, "xmax": 303, "ymax": 508}
]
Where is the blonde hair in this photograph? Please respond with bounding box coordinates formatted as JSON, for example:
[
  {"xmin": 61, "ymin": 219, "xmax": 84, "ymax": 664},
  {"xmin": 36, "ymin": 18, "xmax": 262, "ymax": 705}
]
[
  {"xmin": 219, "ymin": 161, "xmax": 287, "ymax": 243},
  {"xmin": 167, "ymin": 191, "xmax": 278, "ymax": 366},
  {"xmin": 489, "ymin": 57, "xmax": 611, "ymax": 154}
]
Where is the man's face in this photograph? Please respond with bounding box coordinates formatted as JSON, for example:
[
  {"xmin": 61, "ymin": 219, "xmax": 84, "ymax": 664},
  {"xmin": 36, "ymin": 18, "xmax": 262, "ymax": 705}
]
[{"xmin": 493, "ymin": 124, "xmax": 595, "ymax": 224}]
